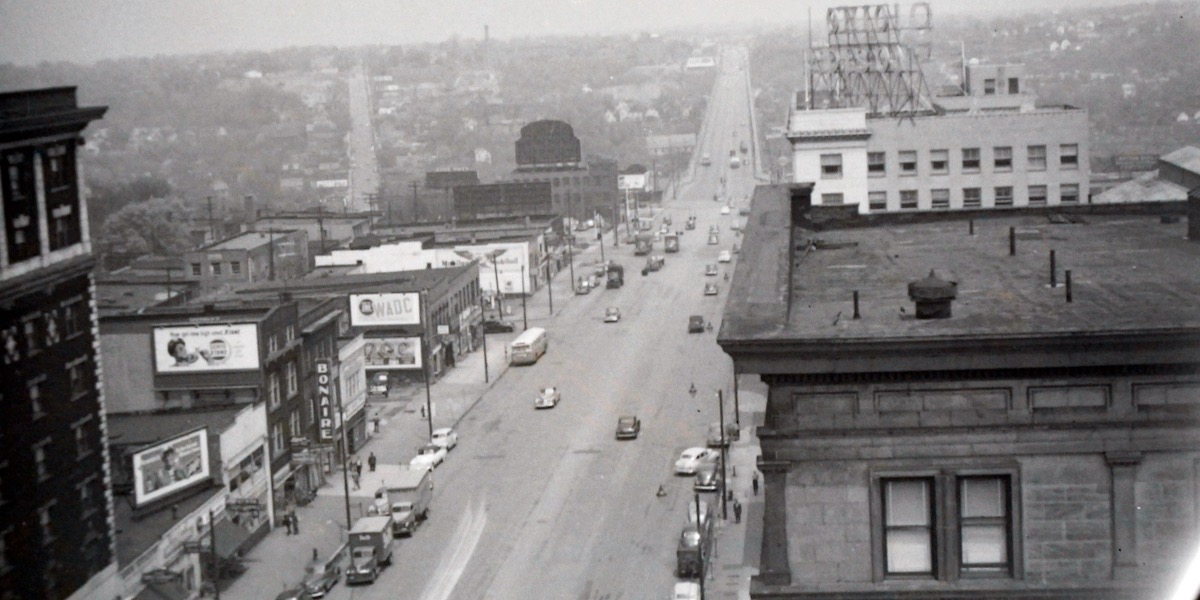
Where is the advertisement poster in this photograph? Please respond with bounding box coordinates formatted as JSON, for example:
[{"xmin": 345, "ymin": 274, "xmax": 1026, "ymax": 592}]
[
  {"xmin": 362, "ymin": 337, "xmax": 422, "ymax": 370},
  {"xmin": 132, "ymin": 429, "xmax": 211, "ymax": 506},
  {"xmin": 152, "ymin": 323, "xmax": 260, "ymax": 373},
  {"xmin": 349, "ymin": 293, "xmax": 421, "ymax": 327}
]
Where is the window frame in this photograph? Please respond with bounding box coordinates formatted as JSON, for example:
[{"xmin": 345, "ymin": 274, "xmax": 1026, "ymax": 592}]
[
  {"xmin": 211, "ymin": 262, "xmax": 222, "ymax": 276},
  {"xmin": 1060, "ymin": 144, "xmax": 1079, "ymax": 169},
  {"xmin": 963, "ymin": 188, "xmax": 982, "ymax": 209},
  {"xmin": 899, "ymin": 151, "xmax": 918, "ymax": 176},
  {"xmin": 993, "ymin": 147, "xmax": 1013, "ymax": 172},
  {"xmin": 1060, "ymin": 183, "xmax": 1080, "ymax": 204},
  {"xmin": 962, "ymin": 148, "xmax": 981, "ymax": 173},
  {"xmin": 868, "ymin": 191, "xmax": 888, "ymax": 212},
  {"xmin": 930, "ymin": 149, "xmax": 949, "ymax": 175},
  {"xmin": 191, "ymin": 263, "xmax": 202, "ymax": 277},
  {"xmin": 867, "ymin": 152, "xmax": 886, "ymax": 177},
  {"xmin": 994, "ymin": 186, "xmax": 1014, "ymax": 207},
  {"xmin": 900, "ymin": 190, "xmax": 919, "ymax": 210},
  {"xmin": 268, "ymin": 372, "xmax": 281, "ymax": 409},
  {"xmin": 931, "ymin": 189, "xmax": 950, "ymax": 210},
  {"xmin": 984, "ymin": 79, "xmax": 996, "ymax": 95},
  {"xmin": 820, "ymin": 153, "xmax": 843, "ymax": 179},
  {"xmin": 230, "ymin": 260, "xmax": 241, "ymax": 275},
  {"xmin": 1027, "ymin": 145, "xmax": 1046, "ymax": 171},
  {"xmin": 1027, "ymin": 185, "xmax": 1048, "ymax": 206},
  {"xmin": 821, "ymin": 193, "xmax": 845, "ymax": 205}
]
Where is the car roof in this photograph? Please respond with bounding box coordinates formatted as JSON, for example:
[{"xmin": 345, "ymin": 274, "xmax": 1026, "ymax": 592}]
[
  {"xmin": 432, "ymin": 427, "xmax": 453, "ymax": 435},
  {"xmin": 618, "ymin": 415, "xmax": 637, "ymax": 422},
  {"xmin": 682, "ymin": 446, "xmax": 707, "ymax": 456}
]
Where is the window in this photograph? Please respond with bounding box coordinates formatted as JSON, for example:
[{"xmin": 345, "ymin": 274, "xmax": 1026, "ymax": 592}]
[
  {"xmin": 994, "ymin": 147, "xmax": 1012, "ymax": 171},
  {"xmin": 272, "ymin": 423, "xmax": 285, "ymax": 454},
  {"xmin": 900, "ymin": 190, "xmax": 919, "ymax": 210},
  {"xmin": 962, "ymin": 148, "xmax": 980, "ymax": 172},
  {"xmin": 1027, "ymin": 185, "xmax": 1047, "ymax": 206},
  {"xmin": 286, "ymin": 361, "xmax": 298, "ymax": 398},
  {"xmin": 931, "ymin": 189, "xmax": 950, "ymax": 210},
  {"xmin": 73, "ymin": 417, "xmax": 92, "ymax": 458},
  {"xmin": 63, "ymin": 297, "xmax": 87, "ymax": 339},
  {"xmin": 1027, "ymin": 145, "xmax": 1046, "ymax": 171},
  {"xmin": 43, "ymin": 309, "xmax": 60, "ymax": 347},
  {"xmin": 995, "ymin": 186, "xmax": 1014, "ymax": 207},
  {"xmin": 1060, "ymin": 183, "xmax": 1080, "ymax": 204},
  {"xmin": 268, "ymin": 372, "xmax": 281, "ymax": 409},
  {"xmin": 39, "ymin": 503, "xmax": 55, "ymax": 544},
  {"xmin": 211, "ymin": 262, "xmax": 222, "ymax": 275},
  {"xmin": 963, "ymin": 188, "xmax": 982, "ymax": 209},
  {"xmin": 191, "ymin": 263, "xmax": 202, "ymax": 276},
  {"xmin": 43, "ymin": 144, "xmax": 80, "ymax": 251},
  {"xmin": 78, "ymin": 476, "xmax": 98, "ymax": 518},
  {"xmin": 34, "ymin": 439, "xmax": 50, "ymax": 481},
  {"xmin": 984, "ymin": 79, "xmax": 996, "ymax": 95},
  {"xmin": 1008, "ymin": 78, "xmax": 1020, "ymax": 94},
  {"xmin": 868, "ymin": 191, "xmax": 888, "ymax": 211},
  {"xmin": 268, "ymin": 335, "xmax": 278, "ymax": 355},
  {"xmin": 960, "ymin": 477, "xmax": 1011, "ymax": 573},
  {"xmin": 3, "ymin": 149, "xmax": 41, "ymax": 263},
  {"xmin": 876, "ymin": 472, "xmax": 1017, "ymax": 582},
  {"xmin": 289, "ymin": 409, "xmax": 301, "ymax": 439},
  {"xmin": 68, "ymin": 356, "xmax": 88, "ymax": 399},
  {"xmin": 23, "ymin": 315, "xmax": 41, "ymax": 357},
  {"xmin": 285, "ymin": 325, "xmax": 295, "ymax": 344},
  {"xmin": 230, "ymin": 261, "xmax": 241, "ymax": 275},
  {"xmin": 820, "ymin": 154, "xmax": 843, "ymax": 179},
  {"xmin": 930, "ymin": 150, "xmax": 949, "ymax": 174},
  {"xmin": 883, "ymin": 478, "xmax": 934, "ymax": 575},
  {"xmin": 821, "ymin": 193, "xmax": 844, "ymax": 205},
  {"xmin": 29, "ymin": 377, "xmax": 45, "ymax": 420},
  {"xmin": 899, "ymin": 151, "xmax": 917, "ymax": 175},
  {"xmin": 1060, "ymin": 144, "xmax": 1079, "ymax": 168},
  {"xmin": 868, "ymin": 152, "xmax": 886, "ymax": 176}
]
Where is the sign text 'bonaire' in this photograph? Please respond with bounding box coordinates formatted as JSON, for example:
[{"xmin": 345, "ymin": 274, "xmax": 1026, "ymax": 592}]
[{"xmin": 349, "ymin": 293, "xmax": 421, "ymax": 327}]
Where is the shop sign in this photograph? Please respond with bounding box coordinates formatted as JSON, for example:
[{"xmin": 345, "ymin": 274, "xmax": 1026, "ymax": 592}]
[{"xmin": 316, "ymin": 360, "xmax": 334, "ymax": 441}]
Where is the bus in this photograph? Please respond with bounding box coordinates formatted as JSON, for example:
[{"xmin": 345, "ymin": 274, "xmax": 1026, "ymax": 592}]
[{"xmin": 509, "ymin": 327, "xmax": 548, "ymax": 365}]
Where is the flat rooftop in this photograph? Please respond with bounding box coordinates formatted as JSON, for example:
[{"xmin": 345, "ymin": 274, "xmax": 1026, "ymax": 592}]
[
  {"xmin": 207, "ymin": 231, "xmax": 281, "ymax": 251},
  {"xmin": 723, "ymin": 185, "xmax": 1200, "ymax": 343}
]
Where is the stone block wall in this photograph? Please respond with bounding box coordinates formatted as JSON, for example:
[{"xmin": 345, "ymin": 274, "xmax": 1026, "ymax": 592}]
[
  {"xmin": 787, "ymin": 461, "xmax": 871, "ymax": 584},
  {"xmin": 1022, "ymin": 455, "xmax": 1112, "ymax": 581}
]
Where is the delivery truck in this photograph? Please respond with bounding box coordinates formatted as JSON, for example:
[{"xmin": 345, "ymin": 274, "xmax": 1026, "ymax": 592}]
[
  {"xmin": 606, "ymin": 264, "xmax": 625, "ymax": 289},
  {"xmin": 664, "ymin": 233, "xmax": 679, "ymax": 253},
  {"xmin": 367, "ymin": 465, "xmax": 433, "ymax": 537},
  {"xmin": 345, "ymin": 516, "xmax": 394, "ymax": 585},
  {"xmin": 634, "ymin": 232, "xmax": 654, "ymax": 256}
]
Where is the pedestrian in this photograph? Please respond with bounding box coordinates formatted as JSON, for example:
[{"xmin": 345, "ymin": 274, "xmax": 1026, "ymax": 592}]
[
  {"xmin": 734, "ymin": 499, "xmax": 742, "ymax": 524},
  {"xmin": 420, "ymin": 404, "xmax": 427, "ymax": 419},
  {"xmin": 355, "ymin": 459, "xmax": 363, "ymax": 478},
  {"xmin": 282, "ymin": 514, "xmax": 291, "ymax": 535},
  {"xmin": 352, "ymin": 471, "xmax": 360, "ymax": 490},
  {"xmin": 368, "ymin": 452, "xmax": 377, "ymax": 472},
  {"xmin": 292, "ymin": 511, "xmax": 300, "ymax": 535},
  {"xmin": 752, "ymin": 472, "xmax": 760, "ymax": 496}
]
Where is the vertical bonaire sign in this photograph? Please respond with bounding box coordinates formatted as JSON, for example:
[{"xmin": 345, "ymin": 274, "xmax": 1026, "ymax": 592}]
[{"xmin": 316, "ymin": 359, "xmax": 333, "ymax": 441}]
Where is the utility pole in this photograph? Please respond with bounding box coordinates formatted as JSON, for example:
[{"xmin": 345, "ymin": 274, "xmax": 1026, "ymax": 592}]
[
  {"xmin": 267, "ymin": 229, "xmax": 276, "ymax": 281},
  {"xmin": 696, "ymin": 493, "xmax": 706, "ymax": 600},
  {"xmin": 718, "ymin": 390, "xmax": 729, "ymax": 521},
  {"xmin": 566, "ymin": 238, "xmax": 575, "ymax": 290},
  {"xmin": 208, "ymin": 508, "xmax": 221, "ymax": 600},
  {"xmin": 411, "ymin": 181, "xmax": 420, "ymax": 222},
  {"xmin": 478, "ymin": 293, "xmax": 489, "ymax": 383},
  {"xmin": 545, "ymin": 257, "xmax": 554, "ymax": 315},
  {"xmin": 317, "ymin": 215, "xmax": 327, "ymax": 254},
  {"xmin": 336, "ymin": 366, "xmax": 353, "ymax": 534},
  {"xmin": 733, "ymin": 371, "xmax": 741, "ymax": 428},
  {"xmin": 491, "ymin": 254, "xmax": 504, "ymax": 317},
  {"xmin": 520, "ymin": 265, "xmax": 528, "ymax": 331},
  {"xmin": 421, "ymin": 289, "xmax": 434, "ymax": 441},
  {"xmin": 207, "ymin": 195, "xmax": 216, "ymax": 243}
]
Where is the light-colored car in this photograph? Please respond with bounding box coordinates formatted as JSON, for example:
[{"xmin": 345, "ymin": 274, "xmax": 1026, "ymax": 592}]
[
  {"xmin": 687, "ymin": 499, "xmax": 714, "ymax": 526},
  {"xmin": 409, "ymin": 444, "xmax": 447, "ymax": 468},
  {"xmin": 704, "ymin": 282, "xmax": 719, "ymax": 296},
  {"xmin": 535, "ymin": 386, "xmax": 560, "ymax": 409},
  {"xmin": 431, "ymin": 427, "xmax": 458, "ymax": 451},
  {"xmin": 604, "ymin": 307, "xmax": 621, "ymax": 323},
  {"xmin": 675, "ymin": 447, "xmax": 718, "ymax": 475},
  {"xmin": 720, "ymin": 206, "xmax": 731, "ymax": 215},
  {"xmin": 718, "ymin": 250, "xmax": 732, "ymax": 263},
  {"xmin": 674, "ymin": 582, "xmax": 702, "ymax": 600},
  {"xmin": 705, "ymin": 264, "xmax": 718, "ymax": 277}
]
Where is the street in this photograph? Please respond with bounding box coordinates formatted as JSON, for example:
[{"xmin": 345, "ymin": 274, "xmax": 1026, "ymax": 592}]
[{"xmin": 347, "ymin": 60, "xmax": 380, "ymax": 212}]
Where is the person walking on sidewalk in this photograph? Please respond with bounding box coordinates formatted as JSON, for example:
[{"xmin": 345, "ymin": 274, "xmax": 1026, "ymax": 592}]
[
  {"xmin": 292, "ymin": 511, "xmax": 300, "ymax": 535},
  {"xmin": 752, "ymin": 472, "xmax": 759, "ymax": 496},
  {"xmin": 733, "ymin": 499, "xmax": 742, "ymax": 524},
  {"xmin": 368, "ymin": 452, "xmax": 377, "ymax": 472}
]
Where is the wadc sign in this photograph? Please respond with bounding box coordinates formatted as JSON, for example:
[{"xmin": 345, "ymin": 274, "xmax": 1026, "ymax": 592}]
[
  {"xmin": 153, "ymin": 323, "xmax": 260, "ymax": 374},
  {"xmin": 349, "ymin": 293, "xmax": 421, "ymax": 327}
]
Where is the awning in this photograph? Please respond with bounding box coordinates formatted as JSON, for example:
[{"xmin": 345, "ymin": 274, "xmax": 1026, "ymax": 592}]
[
  {"xmin": 212, "ymin": 518, "xmax": 253, "ymax": 559},
  {"xmin": 133, "ymin": 580, "xmax": 189, "ymax": 600}
]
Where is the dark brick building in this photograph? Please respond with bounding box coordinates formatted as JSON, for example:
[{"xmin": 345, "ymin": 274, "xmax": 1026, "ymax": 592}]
[
  {"xmin": 0, "ymin": 87, "xmax": 120, "ymax": 599},
  {"xmin": 720, "ymin": 184, "xmax": 1200, "ymax": 599}
]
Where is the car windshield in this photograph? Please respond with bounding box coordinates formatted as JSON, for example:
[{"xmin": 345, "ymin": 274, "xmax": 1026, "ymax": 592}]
[{"xmin": 619, "ymin": 418, "xmax": 635, "ymax": 427}]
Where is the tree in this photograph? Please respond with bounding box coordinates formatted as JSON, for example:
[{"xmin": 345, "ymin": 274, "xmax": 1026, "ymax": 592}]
[{"xmin": 99, "ymin": 197, "xmax": 195, "ymax": 257}]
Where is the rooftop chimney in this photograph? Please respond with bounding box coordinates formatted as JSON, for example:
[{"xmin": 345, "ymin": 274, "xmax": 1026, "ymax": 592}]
[{"xmin": 908, "ymin": 270, "xmax": 957, "ymax": 319}]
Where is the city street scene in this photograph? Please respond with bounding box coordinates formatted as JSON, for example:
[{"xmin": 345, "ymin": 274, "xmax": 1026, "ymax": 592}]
[{"xmin": 2, "ymin": 1, "xmax": 1200, "ymax": 600}]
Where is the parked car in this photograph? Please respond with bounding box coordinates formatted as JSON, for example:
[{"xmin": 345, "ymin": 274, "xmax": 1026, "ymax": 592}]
[
  {"xmin": 688, "ymin": 315, "xmax": 705, "ymax": 334},
  {"xmin": 535, "ymin": 386, "xmax": 560, "ymax": 409},
  {"xmin": 482, "ymin": 319, "xmax": 515, "ymax": 333},
  {"xmin": 704, "ymin": 283, "xmax": 719, "ymax": 296},
  {"xmin": 705, "ymin": 264, "xmax": 718, "ymax": 277},
  {"xmin": 708, "ymin": 225, "xmax": 719, "ymax": 234},
  {"xmin": 720, "ymin": 206, "xmax": 731, "ymax": 215},
  {"xmin": 275, "ymin": 588, "xmax": 314, "ymax": 600},
  {"xmin": 674, "ymin": 447, "xmax": 719, "ymax": 475},
  {"xmin": 604, "ymin": 307, "xmax": 621, "ymax": 323},
  {"xmin": 576, "ymin": 277, "xmax": 591, "ymax": 294},
  {"xmin": 694, "ymin": 463, "xmax": 723, "ymax": 492},
  {"xmin": 706, "ymin": 422, "xmax": 740, "ymax": 447},
  {"xmin": 688, "ymin": 499, "xmax": 714, "ymax": 527},
  {"xmin": 303, "ymin": 564, "xmax": 341, "ymax": 598},
  {"xmin": 431, "ymin": 427, "xmax": 458, "ymax": 451},
  {"xmin": 718, "ymin": 250, "xmax": 732, "ymax": 263},
  {"xmin": 409, "ymin": 444, "xmax": 447, "ymax": 468},
  {"xmin": 674, "ymin": 582, "xmax": 702, "ymax": 600},
  {"xmin": 615, "ymin": 415, "xmax": 641, "ymax": 439}
]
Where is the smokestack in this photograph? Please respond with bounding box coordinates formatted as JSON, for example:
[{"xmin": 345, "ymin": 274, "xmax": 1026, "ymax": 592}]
[{"xmin": 908, "ymin": 270, "xmax": 957, "ymax": 319}]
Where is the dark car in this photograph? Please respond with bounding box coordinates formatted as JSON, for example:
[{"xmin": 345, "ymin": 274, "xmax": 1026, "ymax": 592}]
[
  {"xmin": 688, "ymin": 315, "xmax": 705, "ymax": 334},
  {"xmin": 615, "ymin": 416, "xmax": 641, "ymax": 439},
  {"xmin": 482, "ymin": 319, "xmax": 515, "ymax": 333},
  {"xmin": 303, "ymin": 564, "xmax": 341, "ymax": 598},
  {"xmin": 275, "ymin": 588, "xmax": 314, "ymax": 600},
  {"xmin": 694, "ymin": 462, "xmax": 723, "ymax": 492},
  {"xmin": 676, "ymin": 523, "xmax": 711, "ymax": 577}
]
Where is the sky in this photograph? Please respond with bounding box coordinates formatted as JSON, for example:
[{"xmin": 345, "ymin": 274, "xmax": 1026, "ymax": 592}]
[{"xmin": 0, "ymin": 0, "xmax": 1134, "ymax": 66}]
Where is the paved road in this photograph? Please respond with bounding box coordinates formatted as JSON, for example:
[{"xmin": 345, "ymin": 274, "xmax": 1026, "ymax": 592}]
[
  {"xmin": 347, "ymin": 61, "xmax": 379, "ymax": 212},
  {"xmin": 232, "ymin": 45, "xmax": 766, "ymax": 600}
]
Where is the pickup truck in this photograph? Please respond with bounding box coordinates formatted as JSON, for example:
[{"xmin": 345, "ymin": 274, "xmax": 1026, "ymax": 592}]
[
  {"xmin": 345, "ymin": 516, "xmax": 394, "ymax": 585},
  {"xmin": 366, "ymin": 465, "xmax": 433, "ymax": 537}
]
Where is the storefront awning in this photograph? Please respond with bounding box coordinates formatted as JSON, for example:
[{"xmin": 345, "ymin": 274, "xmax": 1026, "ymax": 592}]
[{"xmin": 213, "ymin": 518, "xmax": 254, "ymax": 559}]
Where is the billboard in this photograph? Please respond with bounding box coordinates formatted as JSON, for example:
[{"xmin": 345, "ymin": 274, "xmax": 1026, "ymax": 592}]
[
  {"xmin": 153, "ymin": 323, "xmax": 260, "ymax": 373},
  {"xmin": 132, "ymin": 428, "xmax": 211, "ymax": 506},
  {"xmin": 363, "ymin": 337, "xmax": 422, "ymax": 370},
  {"xmin": 349, "ymin": 293, "xmax": 421, "ymax": 327},
  {"xmin": 618, "ymin": 173, "xmax": 647, "ymax": 191}
]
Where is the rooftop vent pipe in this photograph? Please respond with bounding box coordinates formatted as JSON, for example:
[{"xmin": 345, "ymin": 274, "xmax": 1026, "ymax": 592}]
[{"xmin": 908, "ymin": 270, "xmax": 957, "ymax": 319}]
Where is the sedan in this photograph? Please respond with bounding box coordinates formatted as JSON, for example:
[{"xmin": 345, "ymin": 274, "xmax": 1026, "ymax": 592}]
[
  {"xmin": 604, "ymin": 307, "xmax": 621, "ymax": 323},
  {"xmin": 720, "ymin": 206, "xmax": 731, "ymax": 215},
  {"xmin": 535, "ymin": 386, "xmax": 560, "ymax": 409},
  {"xmin": 615, "ymin": 415, "xmax": 641, "ymax": 439},
  {"xmin": 303, "ymin": 565, "xmax": 341, "ymax": 598},
  {"xmin": 409, "ymin": 444, "xmax": 447, "ymax": 468},
  {"xmin": 704, "ymin": 283, "xmax": 719, "ymax": 296},
  {"xmin": 674, "ymin": 447, "xmax": 718, "ymax": 475},
  {"xmin": 431, "ymin": 427, "xmax": 458, "ymax": 451},
  {"xmin": 705, "ymin": 264, "xmax": 718, "ymax": 277},
  {"xmin": 718, "ymin": 250, "xmax": 732, "ymax": 263},
  {"xmin": 482, "ymin": 319, "xmax": 515, "ymax": 333},
  {"xmin": 275, "ymin": 588, "xmax": 314, "ymax": 600},
  {"xmin": 694, "ymin": 463, "xmax": 723, "ymax": 492}
]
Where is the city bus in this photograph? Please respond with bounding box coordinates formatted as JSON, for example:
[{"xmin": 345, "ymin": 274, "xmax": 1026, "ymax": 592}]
[{"xmin": 509, "ymin": 327, "xmax": 548, "ymax": 365}]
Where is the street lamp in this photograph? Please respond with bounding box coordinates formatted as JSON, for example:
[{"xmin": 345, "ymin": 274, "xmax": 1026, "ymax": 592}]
[
  {"xmin": 717, "ymin": 390, "xmax": 729, "ymax": 521},
  {"xmin": 421, "ymin": 289, "xmax": 434, "ymax": 441},
  {"xmin": 478, "ymin": 292, "xmax": 489, "ymax": 383},
  {"xmin": 695, "ymin": 493, "xmax": 707, "ymax": 600},
  {"xmin": 545, "ymin": 256, "xmax": 554, "ymax": 315},
  {"xmin": 520, "ymin": 265, "xmax": 528, "ymax": 331}
]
